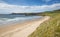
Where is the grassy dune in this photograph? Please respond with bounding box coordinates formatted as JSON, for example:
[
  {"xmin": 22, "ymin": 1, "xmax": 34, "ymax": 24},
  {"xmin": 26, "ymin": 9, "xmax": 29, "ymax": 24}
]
[{"xmin": 28, "ymin": 10, "xmax": 60, "ymax": 37}]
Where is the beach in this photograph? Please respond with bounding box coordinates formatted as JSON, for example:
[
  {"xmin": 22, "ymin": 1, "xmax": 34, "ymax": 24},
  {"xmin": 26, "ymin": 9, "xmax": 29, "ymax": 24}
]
[{"xmin": 0, "ymin": 16, "xmax": 50, "ymax": 37}]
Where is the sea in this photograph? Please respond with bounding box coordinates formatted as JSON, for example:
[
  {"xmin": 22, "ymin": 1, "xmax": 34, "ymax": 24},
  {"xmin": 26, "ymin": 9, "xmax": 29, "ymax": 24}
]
[{"xmin": 0, "ymin": 14, "xmax": 42, "ymax": 26}]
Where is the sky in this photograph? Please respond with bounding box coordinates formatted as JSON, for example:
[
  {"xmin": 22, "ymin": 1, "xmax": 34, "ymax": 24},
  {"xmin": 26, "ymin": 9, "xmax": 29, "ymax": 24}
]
[{"xmin": 0, "ymin": 0, "xmax": 60, "ymax": 14}]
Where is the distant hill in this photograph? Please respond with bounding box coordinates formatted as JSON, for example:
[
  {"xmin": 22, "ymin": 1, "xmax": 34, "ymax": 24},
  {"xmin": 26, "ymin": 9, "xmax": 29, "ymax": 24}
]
[
  {"xmin": 11, "ymin": 12, "xmax": 44, "ymax": 16},
  {"xmin": 11, "ymin": 9, "xmax": 60, "ymax": 16}
]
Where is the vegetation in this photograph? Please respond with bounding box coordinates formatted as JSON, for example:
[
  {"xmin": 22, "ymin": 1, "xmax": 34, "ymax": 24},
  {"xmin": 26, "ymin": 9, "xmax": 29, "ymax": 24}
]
[{"xmin": 28, "ymin": 9, "xmax": 60, "ymax": 37}]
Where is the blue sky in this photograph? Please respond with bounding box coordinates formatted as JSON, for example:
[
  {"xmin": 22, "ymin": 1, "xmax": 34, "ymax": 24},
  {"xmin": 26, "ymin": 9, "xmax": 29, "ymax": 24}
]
[
  {"xmin": 0, "ymin": 0, "xmax": 60, "ymax": 14},
  {"xmin": 3, "ymin": 0, "xmax": 60, "ymax": 5}
]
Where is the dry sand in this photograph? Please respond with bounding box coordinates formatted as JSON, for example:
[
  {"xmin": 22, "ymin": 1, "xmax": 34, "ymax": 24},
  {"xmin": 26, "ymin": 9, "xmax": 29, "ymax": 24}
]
[{"xmin": 0, "ymin": 16, "xmax": 50, "ymax": 37}]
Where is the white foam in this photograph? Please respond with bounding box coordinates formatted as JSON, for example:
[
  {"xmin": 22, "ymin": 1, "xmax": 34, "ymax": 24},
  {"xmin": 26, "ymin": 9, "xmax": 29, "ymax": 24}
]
[{"xmin": 0, "ymin": 16, "xmax": 42, "ymax": 26}]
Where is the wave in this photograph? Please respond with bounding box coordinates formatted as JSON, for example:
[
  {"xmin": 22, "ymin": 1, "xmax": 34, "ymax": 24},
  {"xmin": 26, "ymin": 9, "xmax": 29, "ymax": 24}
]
[{"xmin": 0, "ymin": 16, "xmax": 42, "ymax": 26}]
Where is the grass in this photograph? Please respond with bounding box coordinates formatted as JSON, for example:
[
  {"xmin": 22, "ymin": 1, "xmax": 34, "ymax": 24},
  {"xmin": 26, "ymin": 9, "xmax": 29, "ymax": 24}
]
[{"xmin": 28, "ymin": 10, "xmax": 60, "ymax": 37}]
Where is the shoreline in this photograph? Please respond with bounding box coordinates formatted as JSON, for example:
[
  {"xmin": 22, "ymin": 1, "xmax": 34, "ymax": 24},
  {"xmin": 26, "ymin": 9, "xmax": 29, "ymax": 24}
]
[
  {"xmin": 0, "ymin": 16, "xmax": 43, "ymax": 27},
  {"xmin": 0, "ymin": 16, "xmax": 50, "ymax": 37}
]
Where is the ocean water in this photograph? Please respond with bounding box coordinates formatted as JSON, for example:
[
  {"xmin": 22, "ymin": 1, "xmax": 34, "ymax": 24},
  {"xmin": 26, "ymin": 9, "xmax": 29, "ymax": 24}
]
[{"xmin": 0, "ymin": 14, "xmax": 42, "ymax": 26}]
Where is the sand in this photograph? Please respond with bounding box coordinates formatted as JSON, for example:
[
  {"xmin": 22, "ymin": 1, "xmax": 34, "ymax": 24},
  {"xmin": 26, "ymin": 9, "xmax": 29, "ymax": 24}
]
[{"xmin": 0, "ymin": 16, "xmax": 50, "ymax": 37}]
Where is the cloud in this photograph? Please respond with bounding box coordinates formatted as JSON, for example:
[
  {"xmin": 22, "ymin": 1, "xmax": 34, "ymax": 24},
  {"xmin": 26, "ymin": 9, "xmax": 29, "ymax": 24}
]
[
  {"xmin": 42, "ymin": 0, "xmax": 52, "ymax": 2},
  {"xmin": 0, "ymin": 2, "xmax": 60, "ymax": 14},
  {"xmin": 0, "ymin": 0, "xmax": 5, "ymax": 3}
]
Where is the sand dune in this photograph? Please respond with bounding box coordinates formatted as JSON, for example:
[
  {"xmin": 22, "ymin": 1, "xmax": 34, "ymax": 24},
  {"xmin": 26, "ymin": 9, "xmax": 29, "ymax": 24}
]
[{"xmin": 0, "ymin": 16, "xmax": 50, "ymax": 37}]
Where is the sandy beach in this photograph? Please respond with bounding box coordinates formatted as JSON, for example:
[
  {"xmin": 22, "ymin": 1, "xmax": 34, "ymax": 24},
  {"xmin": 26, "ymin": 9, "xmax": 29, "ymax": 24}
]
[{"xmin": 0, "ymin": 16, "xmax": 50, "ymax": 37}]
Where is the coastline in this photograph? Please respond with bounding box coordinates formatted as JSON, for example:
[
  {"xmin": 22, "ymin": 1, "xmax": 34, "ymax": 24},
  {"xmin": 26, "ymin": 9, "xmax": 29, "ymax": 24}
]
[
  {"xmin": 0, "ymin": 16, "xmax": 42, "ymax": 27},
  {"xmin": 0, "ymin": 16, "xmax": 50, "ymax": 37}
]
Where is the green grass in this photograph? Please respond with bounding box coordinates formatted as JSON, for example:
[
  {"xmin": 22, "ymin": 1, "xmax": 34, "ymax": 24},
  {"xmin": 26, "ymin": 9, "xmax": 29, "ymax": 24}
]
[{"xmin": 28, "ymin": 10, "xmax": 60, "ymax": 37}]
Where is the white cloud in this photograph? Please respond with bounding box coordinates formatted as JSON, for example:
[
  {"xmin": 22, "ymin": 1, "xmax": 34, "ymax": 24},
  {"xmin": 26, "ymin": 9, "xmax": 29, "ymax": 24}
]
[
  {"xmin": 0, "ymin": 2, "xmax": 60, "ymax": 14},
  {"xmin": 0, "ymin": 0, "xmax": 5, "ymax": 3},
  {"xmin": 42, "ymin": 0, "xmax": 51, "ymax": 2}
]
